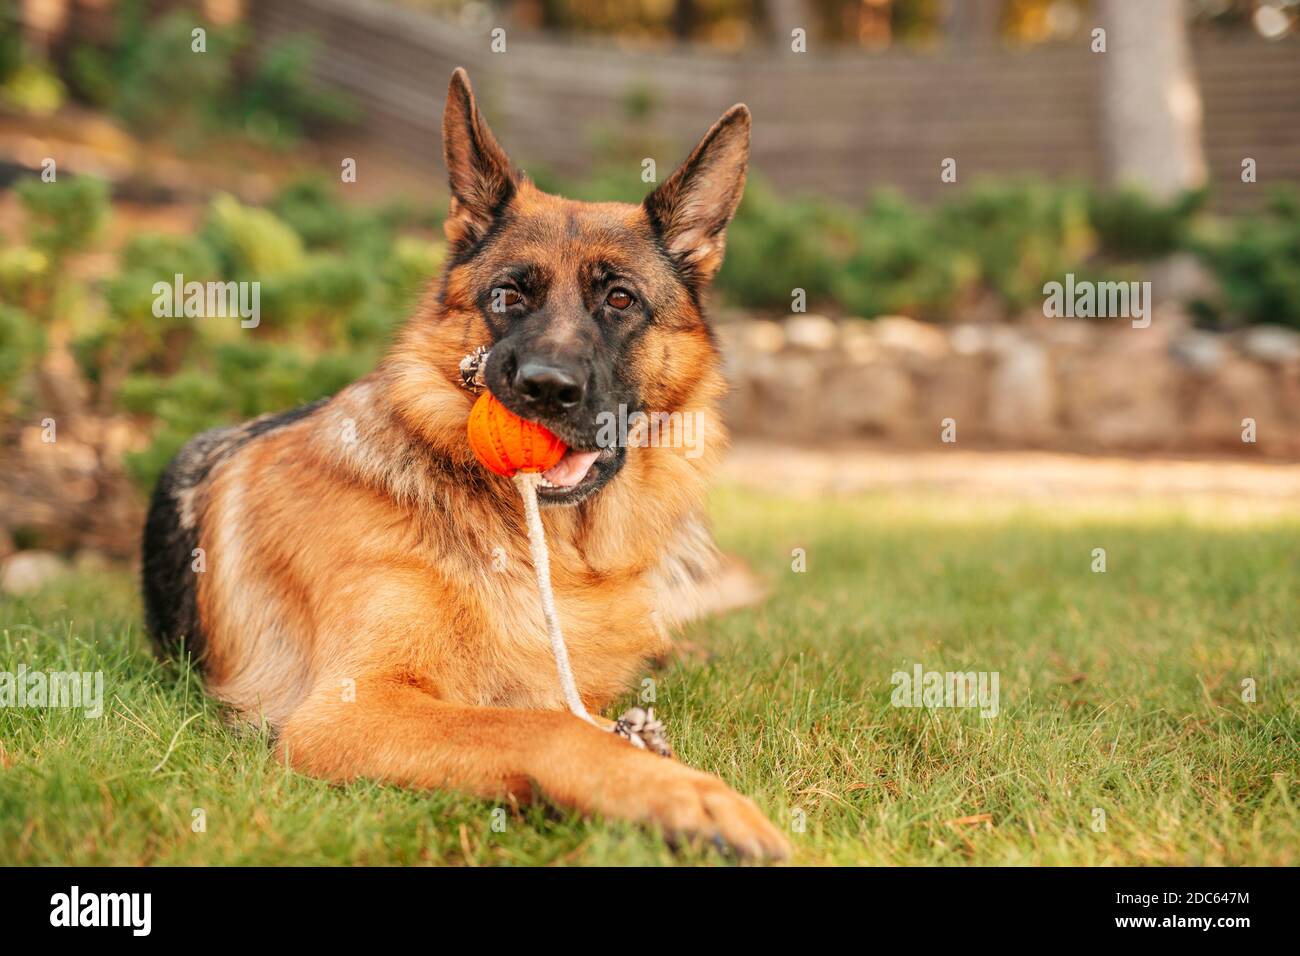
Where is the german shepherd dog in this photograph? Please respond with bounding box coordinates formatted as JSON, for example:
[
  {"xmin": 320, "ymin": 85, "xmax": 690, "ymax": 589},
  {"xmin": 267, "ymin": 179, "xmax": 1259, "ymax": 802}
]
[{"xmin": 142, "ymin": 69, "xmax": 789, "ymax": 860}]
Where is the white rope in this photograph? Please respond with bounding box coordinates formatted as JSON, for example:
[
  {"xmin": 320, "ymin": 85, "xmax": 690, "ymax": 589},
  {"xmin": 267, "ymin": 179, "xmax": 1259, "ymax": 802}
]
[{"xmin": 513, "ymin": 471, "xmax": 596, "ymax": 725}]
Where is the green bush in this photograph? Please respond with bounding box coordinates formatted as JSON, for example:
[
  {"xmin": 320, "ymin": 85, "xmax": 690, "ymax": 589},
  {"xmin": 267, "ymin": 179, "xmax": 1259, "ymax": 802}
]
[
  {"xmin": 271, "ymin": 178, "xmax": 356, "ymax": 249},
  {"xmin": 384, "ymin": 236, "xmax": 446, "ymax": 312},
  {"xmin": 16, "ymin": 176, "xmax": 110, "ymax": 262},
  {"xmin": 203, "ymin": 194, "xmax": 306, "ymax": 278},
  {"xmin": 0, "ymin": 246, "xmax": 50, "ymax": 310},
  {"xmin": 0, "ymin": 61, "xmax": 65, "ymax": 115},
  {"xmin": 0, "ymin": 0, "xmax": 22, "ymax": 86},
  {"xmin": 60, "ymin": 6, "xmax": 353, "ymax": 152},
  {"xmin": 104, "ymin": 184, "xmax": 439, "ymax": 490},
  {"xmin": 111, "ymin": 12, "xmax": 238, "ymax": 144},
  {"xmin": 90, "ymin": 233, "xmax": 224, "ymax": 378},
  {"xmin": 719, "ymin": 178, "xmax": 856, "ymax": 310},
  {"xmin": 936, "ymin": 181, "xmax": 1095, "ymax": 313},
  {"xmin": 120, "ymin": 371, "xmax": 233, "ymax": 489},
  {"xmin": 63, "ymin": 44, "xmax": 116, "ymax": 110},
  {"xmin": 256, "ymin": 253, "xmax": 370, "ymax": 337},
  {"xmin": 832, "ymin": 191, "xmax": 973, "ymax": 320},
  {"xmin": 0, "ymin": 0, "xmax": 64, "ymax": 115},
  {"xmin": 119, "ymin": 231, "xmax": 220, "ymax": 280},
  {"xmin": 1087, "ymin": 186, "xmax": 1206, "ymax": 260},
  {"xmin": 1193, "ymin": 187, "xmax": 1300, "ymax": 330},
  {"xmin": 0, "ymin": 303, "xmax": 43, "ymax": 400},
  {"xmin": 235, "ymin": 37, "xmax": 357, "ymax": 148}
]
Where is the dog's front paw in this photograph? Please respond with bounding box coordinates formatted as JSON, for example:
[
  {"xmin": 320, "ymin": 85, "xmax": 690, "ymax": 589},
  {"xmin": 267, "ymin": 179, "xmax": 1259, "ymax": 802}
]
[{"xmin": 603, "ymin": 760, "xmax": 791, "ymax": 861}]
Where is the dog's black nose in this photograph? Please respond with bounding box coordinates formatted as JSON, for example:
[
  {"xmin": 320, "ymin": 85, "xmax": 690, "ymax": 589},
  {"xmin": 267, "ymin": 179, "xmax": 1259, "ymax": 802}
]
[{"xmin": 514, "ymin": 361, "xmax": 584, "ymax": 410}]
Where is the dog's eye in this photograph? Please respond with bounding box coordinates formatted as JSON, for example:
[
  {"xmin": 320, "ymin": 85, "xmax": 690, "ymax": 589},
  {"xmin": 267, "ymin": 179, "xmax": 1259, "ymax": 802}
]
[
  {"xmin": 492, "ymin": 288, "xmax": 523, "ymax": 311},
  {"xmin": 606, "ymin": 289, "xmax": 634, "ymax": 310}
]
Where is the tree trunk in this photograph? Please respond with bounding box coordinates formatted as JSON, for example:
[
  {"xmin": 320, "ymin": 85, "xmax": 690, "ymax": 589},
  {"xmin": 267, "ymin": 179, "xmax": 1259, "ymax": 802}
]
[
  {"xmin": 765, "ymin": 0, "xmax": 815, "ymax": 47},
  {"xmin": 1097, "ymin": 0, "xmax": 1206, "ymax": 199},
  {"xmin": 672, "ymin": 0, "xmax": 697, "ymax": 41}
]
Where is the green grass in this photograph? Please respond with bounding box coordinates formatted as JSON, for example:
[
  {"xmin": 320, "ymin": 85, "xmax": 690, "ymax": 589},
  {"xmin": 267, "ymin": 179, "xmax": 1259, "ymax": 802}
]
[{"xmin": 1, "ymin": 487, "xmax": 1297, "ymax": 865}]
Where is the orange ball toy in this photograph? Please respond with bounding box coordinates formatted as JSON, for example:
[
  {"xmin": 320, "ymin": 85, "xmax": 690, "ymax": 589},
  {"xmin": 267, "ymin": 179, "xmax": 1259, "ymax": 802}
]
[{"xmin": 466, "ymin": 391, "xmax": 567, "ymax": 477}]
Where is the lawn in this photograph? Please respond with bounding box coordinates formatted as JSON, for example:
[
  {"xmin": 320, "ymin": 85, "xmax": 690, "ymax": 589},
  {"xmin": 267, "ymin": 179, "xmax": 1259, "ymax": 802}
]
[{"xmin": 1, "ymin": 486, "xmax": 1296, "ymax": 865}]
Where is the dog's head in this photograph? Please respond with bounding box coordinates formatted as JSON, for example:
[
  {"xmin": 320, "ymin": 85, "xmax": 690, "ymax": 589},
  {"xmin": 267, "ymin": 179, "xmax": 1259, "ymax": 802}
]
[{"xmin": 437, "ymin": 68, "xmax": 748, "ymax": 505}]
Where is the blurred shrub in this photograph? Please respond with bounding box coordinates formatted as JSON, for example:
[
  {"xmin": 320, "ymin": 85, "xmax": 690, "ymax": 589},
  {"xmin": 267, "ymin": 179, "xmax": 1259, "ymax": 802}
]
[
  {"xmin": 832, "ymin": 191, "xmax": 973, "ymax": 320},
  {"xmin": 0, "ymin": 246, "xmax": 50, "ymax": 310},
  {"xmin": 16, "ymin": 176, "xmax": 110, "ymax": 262},
  {"xmin": 0, "ymin": 0, "xmax": 20, "ymax": 85},
  {"xmin": 203, "ymin": 194, "xmax": 306, "ymax": 278},
  {"xmin": 118, "ymin": 232, "xmax": 220, "ymax": 281},
  {"xmin": 61, "ymin": 5, "xmax": 353, "ymax": 151},
  {"xmin": 119, "ymin": 371, "xmax": 233, "ymax": 488},
  {"xmin": 235, "ymin": 36, "xmax": 356, "ymax": 148},
  {"xmin": 0, "ymin": 62, "xmax": 65, "ymax": 115},
  {"xmin": 1087, "ymin": 186, "xmax": 1205, "ymax": 260},
  {"xmin": 0, "ymin": 304, "xmax": 44, "ymax": 401},
  {"xmin": 256, "ymin": 253, "xmax": 369, "ymax": 338},
  {"xmin": 0, "ymin": 0, "xmax": 64, "ymax": 115},
  {"xmin": 110, "ymin": 12, "xmax": 237, "ymax": 143},
  {"xmin": 1192, "ymin": 187, "xmax": 1300, "ymax": 330},
  {"xmin": 385, "ymin": 236, "xmax": 447, "ymax": 311},
  {"xmin": 719, "ymin": 178, "xmax": 1212, "ymax": 319},
  {"xmin": 64, "ymin": 43, "xmax": 116, "ymax": 110},
  {"xmin": 104, "ymin": 181, "xmax": 436, "ymax": 489},
  {"xmin": 97, "ymin": 232, "xmax": 220, "ymax": 376},
  {"xmin": 720, "ymin": 178, "xmax": 856, "ymax": 309},
  {"xmin": 271, "ymin": 178, "xmax": 356, "ymax": 249},
  {"xmin": 0, "ymin": 168, "xmax": 442, "ymax": 490},
  {"xmin": 936, "ymin": 181, "xmax": 1095, "ymax": 313}
]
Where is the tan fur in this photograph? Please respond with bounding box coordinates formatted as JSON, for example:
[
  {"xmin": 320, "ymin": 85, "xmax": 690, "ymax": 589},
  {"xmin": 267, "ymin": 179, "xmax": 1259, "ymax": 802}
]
[{"xmin": 183, "ymin": 69, "xmax": 788, "ymax": 859}]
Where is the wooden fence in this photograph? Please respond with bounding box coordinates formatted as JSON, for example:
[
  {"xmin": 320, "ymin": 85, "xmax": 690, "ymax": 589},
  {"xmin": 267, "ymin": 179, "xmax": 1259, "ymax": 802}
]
[{"xmin": 253, "ymin": 0, "xmax": 1300, "ymax": 210}]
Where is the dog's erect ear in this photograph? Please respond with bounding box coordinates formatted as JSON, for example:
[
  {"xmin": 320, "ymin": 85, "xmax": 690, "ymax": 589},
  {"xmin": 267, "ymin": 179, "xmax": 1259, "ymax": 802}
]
[
  {"xmin": 644, "ymin": 104, "xmax": 750, "ymax": 285},
  {"xmin": 443, "ymin": 68, "xmax": 517, "ymax": 250}
]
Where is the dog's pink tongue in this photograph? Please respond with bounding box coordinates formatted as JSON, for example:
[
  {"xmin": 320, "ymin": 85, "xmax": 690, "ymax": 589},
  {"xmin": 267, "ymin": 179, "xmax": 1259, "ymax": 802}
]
[{"xmin": 543, "ymin": 449, "xmax": 600, "ymax": 488}]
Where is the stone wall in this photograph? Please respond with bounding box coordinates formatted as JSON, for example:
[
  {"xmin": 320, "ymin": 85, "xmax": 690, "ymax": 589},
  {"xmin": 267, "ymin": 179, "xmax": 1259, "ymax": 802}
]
[{"xmin": 717, "ymin": 313, "xmax": 1300, "ymax": 457}]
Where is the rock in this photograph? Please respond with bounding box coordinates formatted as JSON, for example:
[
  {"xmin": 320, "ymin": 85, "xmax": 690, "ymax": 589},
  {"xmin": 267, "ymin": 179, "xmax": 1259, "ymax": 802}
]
[
  {"xmin": 717, "ymin": 309, "xmax": 1293, "ymax": 455},
  {"xmin": 1136, "ymin": 305, "xmax": 1191, "ymax": 349},
  {"xmin": 743, "ymin": 319, "xmax": 786, "ymax": 354},
  {"xmin": 783, "ymin": 314, "xmax": 837, "ymax": 350},
  {"xmin": 871, "ymin": 315, "xmax": 950, "ymax": 360},
  {"xmin": 950, "ymin": 323, "xmax": 994, "ymax": 356},
  {"xmin": 988, "ymin": 338, "xmax": 1056, "ymax": 440},
  {"xmin": 840, "ymin": 321, "xmax": 883, "ymax": 363},
  {"xmin": 1275, "ymin": 365, "xmax": 1300, "ymax": 454},
  {"xmin": 1039, "ymin": 317, "xmax": 1094, "ymax": 349},
  {"xmin": 1170, "ymin": 330, "xmax": 1228, "ymax": 373},
  {"xmin": 820, "ymin": 360, "xmax": 915, "ymax": 437},
  {"xmin": 0, "ymin": 551, "xmax": 67, "ymax": 595},
  {"xmin": 916, "ymin": 355, "xmax": 988, "ymax": 440},
  {"xmin": 1149, "ymin": 252, "xmax": 1216, "ymax": 302},
  {"xmin": 724, "ymin": 351, "xmax": 824, "ymax": 438},
  {"xmin": 1059, "ymin": 350, "xmax": 1180, "ymax": 448},
  {"xmin": 1239, "ymin": 325, "xmax": 1300, "ymax": 365},
  {"xmin": 1186, "ymin": 357, "xmax": 1280, "ymax": 449}
]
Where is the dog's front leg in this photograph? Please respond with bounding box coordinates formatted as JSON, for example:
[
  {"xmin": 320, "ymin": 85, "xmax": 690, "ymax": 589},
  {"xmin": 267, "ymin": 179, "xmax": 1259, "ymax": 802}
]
[{"xmin": 278, "ymin": 677, "xmax": 790, "ymax": 860}]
